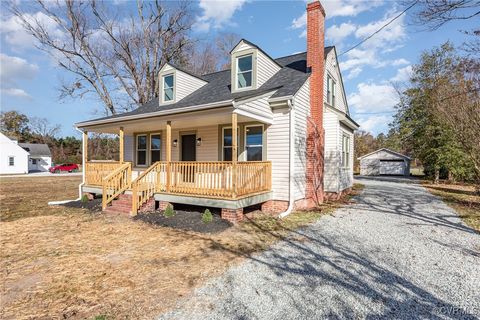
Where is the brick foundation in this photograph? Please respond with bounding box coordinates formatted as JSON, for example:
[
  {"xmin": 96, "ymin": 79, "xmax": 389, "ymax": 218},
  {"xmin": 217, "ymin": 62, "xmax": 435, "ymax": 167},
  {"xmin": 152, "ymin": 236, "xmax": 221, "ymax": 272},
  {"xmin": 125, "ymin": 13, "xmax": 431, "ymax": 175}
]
[
  {"xmin": 158, "ymin": 200, "xmax": 171, "ymax": 211},
  {"xmin": 139, "ymin": 197, "xmax": 156, "ymax": 213},
  {"xmin": 261, "ymin": 200, "xmax": 289, "ymax": 214},
  {"xmin": 221, "ymin": 208, "xmax": 244, "ymax": 224}
]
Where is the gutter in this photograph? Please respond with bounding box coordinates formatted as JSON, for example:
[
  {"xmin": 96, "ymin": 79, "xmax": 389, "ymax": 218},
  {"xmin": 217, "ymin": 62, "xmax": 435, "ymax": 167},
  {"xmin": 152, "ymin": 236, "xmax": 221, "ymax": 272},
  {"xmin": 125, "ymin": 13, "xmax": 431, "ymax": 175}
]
[
  {"xmin": 75, "ymin": 99, "xmax": 233, "ymax": 128},
  {"xmin": 278, "ymin": 98, "xmax": 295, "ymax": 218},
  {"xmin": 48, "ymin": 127, "xmax": 85, "ymax": 205}
]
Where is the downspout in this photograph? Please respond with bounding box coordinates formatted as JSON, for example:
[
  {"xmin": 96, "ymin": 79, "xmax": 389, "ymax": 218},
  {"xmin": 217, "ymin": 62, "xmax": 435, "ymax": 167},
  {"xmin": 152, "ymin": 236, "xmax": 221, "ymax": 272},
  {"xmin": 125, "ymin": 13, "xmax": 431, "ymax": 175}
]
[
  {"xmin": 48, "ymin": 126, "xmax": 84, "ymax": 205},
  {"xmin": 278, "ymin": 99, "xmax": 295, "ymax": 218}
]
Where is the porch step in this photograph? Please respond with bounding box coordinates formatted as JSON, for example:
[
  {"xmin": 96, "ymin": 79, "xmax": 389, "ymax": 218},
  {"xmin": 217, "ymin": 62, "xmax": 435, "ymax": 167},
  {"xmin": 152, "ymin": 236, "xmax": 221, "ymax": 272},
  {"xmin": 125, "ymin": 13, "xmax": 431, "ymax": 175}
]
[{"xmin": 104, "ymin": 194, "xmax": 133, "ymax": 215}]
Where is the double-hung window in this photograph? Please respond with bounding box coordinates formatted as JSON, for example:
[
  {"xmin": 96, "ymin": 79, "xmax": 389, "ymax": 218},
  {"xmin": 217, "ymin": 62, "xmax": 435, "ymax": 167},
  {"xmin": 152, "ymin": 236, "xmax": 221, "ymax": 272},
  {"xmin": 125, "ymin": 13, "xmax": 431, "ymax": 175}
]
[
  {"xmin": 150, "ymin": 134, "xmax": 161, "ymax": 163},
  {"xmin": 341, "ymin": 134, "xmax": 350, "ymax": 168},
  {"xmin": 222, "ymin": 127, "xmax": 239, "ymax": 161},
  {"xmin": 8, "ymin": 156, "xmax": 14, "ymax": 166},
  {"xmin": 327, "ymin": 74, "xmax": 336, "ymax": 106},
  {"xmin": 236, "ymin": 54, "xmax": 253, "ymax": 89},
  {"xmin": 136, "ymin": 135, "xmax": 147, "ymax": 166},
  {"xmin": 245, "ymin": 125, "xmax": 263, "ymax": 161},
  {"xmin": 163, "ymin": 74, "xmax": 174, "ymax": 102}
]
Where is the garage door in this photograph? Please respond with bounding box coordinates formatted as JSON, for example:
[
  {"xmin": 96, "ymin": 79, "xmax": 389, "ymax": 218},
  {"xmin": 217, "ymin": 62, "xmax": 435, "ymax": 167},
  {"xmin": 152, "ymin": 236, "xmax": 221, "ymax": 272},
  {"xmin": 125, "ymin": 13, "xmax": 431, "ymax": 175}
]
[{"xmin": 379, "ymin": 160, "xmax": 405, "ymax": 175}]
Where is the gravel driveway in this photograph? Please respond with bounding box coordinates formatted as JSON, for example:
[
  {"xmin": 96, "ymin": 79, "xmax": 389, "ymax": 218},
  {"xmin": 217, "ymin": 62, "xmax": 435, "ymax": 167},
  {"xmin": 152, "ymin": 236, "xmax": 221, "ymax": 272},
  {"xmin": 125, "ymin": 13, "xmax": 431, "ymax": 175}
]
[{"xmin": 160, "ymin": 177, "xmax": 480, "ymax": 319}]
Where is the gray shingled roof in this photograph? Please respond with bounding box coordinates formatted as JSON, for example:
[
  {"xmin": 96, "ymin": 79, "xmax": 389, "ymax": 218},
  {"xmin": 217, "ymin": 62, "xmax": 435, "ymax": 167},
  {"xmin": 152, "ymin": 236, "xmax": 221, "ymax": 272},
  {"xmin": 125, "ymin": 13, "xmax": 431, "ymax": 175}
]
[
  {"xmin": 77, "ymin": 47, "xmax": 334, "ymax": 125},
  {"xmin": 19, "ymin": 143, "xmax": 51, "ymax": 157}
]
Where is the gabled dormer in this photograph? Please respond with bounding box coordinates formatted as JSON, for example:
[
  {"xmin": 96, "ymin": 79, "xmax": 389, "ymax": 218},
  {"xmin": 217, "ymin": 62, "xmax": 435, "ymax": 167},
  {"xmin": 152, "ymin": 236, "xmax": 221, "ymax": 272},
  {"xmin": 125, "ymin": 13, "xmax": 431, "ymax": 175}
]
[
  {"xmin": 230, "ymin": 39, "xmax": 281, "ymax": 93},
  {"xmin": 158, "ymin": 63, "xmax": 208, "ymax": 105}
]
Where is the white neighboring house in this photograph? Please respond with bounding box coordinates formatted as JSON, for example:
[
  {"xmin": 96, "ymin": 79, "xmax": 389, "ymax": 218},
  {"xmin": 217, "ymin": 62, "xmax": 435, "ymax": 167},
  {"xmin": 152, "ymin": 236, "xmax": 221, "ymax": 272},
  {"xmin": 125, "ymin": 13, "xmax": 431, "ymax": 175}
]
[
  {"xmin": 0, "ymin": 132, "xmax": 29, "ymax": 174},
  {"xmin": 75, "ymin": 1, "xmax": 360, "ymax": 222},
  {"xmin": 0, "ymin": 132, "xmax": 52, "ymax": 174},
  {"xmin": 18, "ymin": 143, "xmax": 52, "ymax": 172}
]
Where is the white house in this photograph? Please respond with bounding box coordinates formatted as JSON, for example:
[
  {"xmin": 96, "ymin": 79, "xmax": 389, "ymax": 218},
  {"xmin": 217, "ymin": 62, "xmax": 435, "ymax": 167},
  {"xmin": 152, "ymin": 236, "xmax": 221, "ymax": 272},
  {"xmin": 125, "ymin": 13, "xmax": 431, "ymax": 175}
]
[
  {"xmin": 18, "ymin": 143, "xmax": 52, "ymax": 172},
  {"xmin": 0, "ymin": 132, "xmax": 52, "ymax": 174},
  {"xmin": 75, "ymin": 1, "xmax": 359, "ymax": 222},
  {"xmin": 0, "ymin": 132, "xmax": 29, "ymax": 174}
]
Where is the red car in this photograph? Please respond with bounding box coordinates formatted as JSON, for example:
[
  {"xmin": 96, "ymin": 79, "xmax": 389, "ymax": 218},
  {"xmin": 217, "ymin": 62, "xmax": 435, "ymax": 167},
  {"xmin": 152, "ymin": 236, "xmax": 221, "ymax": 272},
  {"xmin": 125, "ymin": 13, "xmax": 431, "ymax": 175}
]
[{"xmin": 49, "ymin": 163, "xmax": 79, "ymax": 173}]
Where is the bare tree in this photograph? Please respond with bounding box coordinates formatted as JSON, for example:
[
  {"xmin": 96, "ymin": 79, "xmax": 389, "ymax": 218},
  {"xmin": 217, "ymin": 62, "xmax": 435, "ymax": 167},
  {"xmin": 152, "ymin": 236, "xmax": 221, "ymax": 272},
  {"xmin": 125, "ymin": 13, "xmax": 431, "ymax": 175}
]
[
  {"xmin": 215, "ymin": 32, "xmax": 241, "ymax": 70},
  {"xmin": 30, "ymin": 117, "xmax": 61, "ymax": 143},
  {"xmin": 407, "ymin": 0, "xmax": 480, "ymax": 30},
  {"xmin": 10, "ymin": 0, "xmax": 194, "ymax": 115}
]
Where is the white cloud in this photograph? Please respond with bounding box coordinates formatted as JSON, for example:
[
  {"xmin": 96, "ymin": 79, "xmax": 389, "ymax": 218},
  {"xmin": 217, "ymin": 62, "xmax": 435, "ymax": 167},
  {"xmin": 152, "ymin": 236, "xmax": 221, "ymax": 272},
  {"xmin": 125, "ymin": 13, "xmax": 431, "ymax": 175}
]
[
  {"xmin": 1, "ymin": 88, "xmax": 31, "ymax": 99},
  {"xmin": 290, "ymin": 0, "xmax": 383, "ymax": 37},
  {"xmin": 357, "ymin": 115, "xmax": 391, "ymax": 134},
  {"xmin": 346, "ymin": 67, "xmax": 362, "ymax": 79},
  {"xmin": 326, "ymin": 22, "xmax": 356, "ymax": 43},
  {"xmin": 194, "ymin": 0, "xmax": 247, "ymax": 32},
  {"xmin": 390, "ymin": 65, "xmax": 412, "ymax": 82},
  {"xmin": 0, "ymin": 53, "xmax": 39, "ymax": 100},
  {"xmin": 348, "ymin": 82, "xmax": 398, "ymax": 113},
  {"xmin": 0, "ymin": 53, "xmax": 39, "ymax": 86},
  {"xmin": 0, "ymin": 11, "xmax": 64, "ymax": 51},
  {"xmin": 354, "ymin": 12, "xmax": 406, "ymax": 49},
  {"xmin": 392, "ymin": 58, "xmax": 409, "ymax": 66}
]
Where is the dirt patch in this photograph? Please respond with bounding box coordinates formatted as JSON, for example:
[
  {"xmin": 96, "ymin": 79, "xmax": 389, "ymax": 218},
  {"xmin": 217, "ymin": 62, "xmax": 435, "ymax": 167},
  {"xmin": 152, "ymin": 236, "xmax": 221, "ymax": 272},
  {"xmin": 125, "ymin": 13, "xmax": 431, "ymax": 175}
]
[
  {"xmin": 62, "ymin": 198, "xmax": 102, "ymax": 212},
  {"xmin": 134, "ymin": 205, "xmax": 232, "ymax": 234}
]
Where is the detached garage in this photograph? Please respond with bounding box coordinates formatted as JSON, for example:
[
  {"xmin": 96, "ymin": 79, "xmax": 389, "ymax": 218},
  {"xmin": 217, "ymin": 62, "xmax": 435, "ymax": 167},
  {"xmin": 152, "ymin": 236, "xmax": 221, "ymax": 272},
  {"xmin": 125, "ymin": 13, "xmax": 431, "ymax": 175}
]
[{"xmin": 359, "ymin": 148, "xmax": 411, "ymax": 176}]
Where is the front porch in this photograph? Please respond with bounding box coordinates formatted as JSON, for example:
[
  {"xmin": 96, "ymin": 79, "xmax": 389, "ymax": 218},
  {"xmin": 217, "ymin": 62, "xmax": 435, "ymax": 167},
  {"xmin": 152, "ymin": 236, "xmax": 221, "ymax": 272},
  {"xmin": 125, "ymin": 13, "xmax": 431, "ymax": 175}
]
[{"xmin": 80, "ymin": 109, "xmax": 274, "ymax": 217}]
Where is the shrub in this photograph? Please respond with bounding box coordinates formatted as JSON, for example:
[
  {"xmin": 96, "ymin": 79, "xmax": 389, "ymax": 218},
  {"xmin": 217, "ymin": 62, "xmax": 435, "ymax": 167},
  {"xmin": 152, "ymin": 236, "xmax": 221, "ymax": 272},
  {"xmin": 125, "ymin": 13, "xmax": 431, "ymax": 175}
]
[
  {"xmin": 81, "ymin": 194, "xmax": 89, "ymax": 203},
  {"xmin": 163, "ymin": 204, "xmax": 175, "ymax": 217},
  {"xmin": 202, "ymin": 209, "xmax": 213, "ymax": 223}
]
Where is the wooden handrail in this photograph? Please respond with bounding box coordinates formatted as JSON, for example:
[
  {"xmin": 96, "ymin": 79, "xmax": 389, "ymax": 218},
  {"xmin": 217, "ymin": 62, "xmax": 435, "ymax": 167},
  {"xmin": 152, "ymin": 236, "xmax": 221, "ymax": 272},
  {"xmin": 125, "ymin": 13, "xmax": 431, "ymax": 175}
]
[
  {"xmin": 131, "ymin": 162, "xmax": 167, "ymax": 215},
  {"xmin": 85, "ymin": 161, "xmax": 123, "ymax": 186},
  {"xmin": 101, "ymin": 162, "xmax": 132, "ymax": 210}
]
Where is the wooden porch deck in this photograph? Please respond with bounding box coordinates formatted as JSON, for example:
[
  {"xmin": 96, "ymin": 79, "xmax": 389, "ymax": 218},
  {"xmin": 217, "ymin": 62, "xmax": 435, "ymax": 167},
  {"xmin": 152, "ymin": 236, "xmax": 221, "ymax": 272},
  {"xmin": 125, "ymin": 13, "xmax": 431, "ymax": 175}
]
[{"xmin": 84, "ymin": 160, "xmax": 272, "ymax": 213}]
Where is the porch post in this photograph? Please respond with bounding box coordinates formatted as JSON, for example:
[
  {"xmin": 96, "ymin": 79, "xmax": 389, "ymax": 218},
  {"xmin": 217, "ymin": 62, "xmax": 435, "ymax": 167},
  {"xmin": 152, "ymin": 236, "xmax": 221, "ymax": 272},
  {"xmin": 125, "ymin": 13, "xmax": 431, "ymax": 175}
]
[
  {"xmin": 119, "ymin": 126, "xmax": 124, "ymax": 163},
  {"xmin": 166, "ymin": 121, "xmax": 172, "ymax": 192},
  {"xmin": 232, "ymin": 113, "xmax": 237, "ymax": 198},
  {"xmin": 83, "ymin": 130, "xmax": 88, "ymax": 163}
]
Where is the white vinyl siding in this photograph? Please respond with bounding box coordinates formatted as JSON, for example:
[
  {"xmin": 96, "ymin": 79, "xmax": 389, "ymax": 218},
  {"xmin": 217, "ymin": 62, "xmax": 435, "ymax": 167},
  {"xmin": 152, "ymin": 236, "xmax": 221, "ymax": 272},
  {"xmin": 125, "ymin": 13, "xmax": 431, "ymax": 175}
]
[
  {"xmin": 324, "ymin": 51, "xmax": 347, "ymax": 113},
  {"xmin": 338, "ymin": 124, "xmax": 354, "ymax": 191},
  {"xmin": 256, "ymin": 50, "xmax": 281, "ymax": 87},
  {"xmin": 175, "ymin": 69, "xmax": 207, "ymax": 101},
  {"xmin": 0, "ymin": 133, "xmax": 29, "ymax": 174},
  {"xmin": 266, "ymin": 108, "xmax": 290, "ymax": 201},
  {"xmin": 293, "ymin": 79, "xmax": 309, "ymax": 200},
  {"xmin": 159, "ymin": 125, "xmax": 218, "ymax": 162},
  {"xmin": 323, "ymin": 110, "xmax": 340, "ymax": 192},
  {"xmin": 235, "ymin": 94, "xmax": 274, "ymax": 123}
]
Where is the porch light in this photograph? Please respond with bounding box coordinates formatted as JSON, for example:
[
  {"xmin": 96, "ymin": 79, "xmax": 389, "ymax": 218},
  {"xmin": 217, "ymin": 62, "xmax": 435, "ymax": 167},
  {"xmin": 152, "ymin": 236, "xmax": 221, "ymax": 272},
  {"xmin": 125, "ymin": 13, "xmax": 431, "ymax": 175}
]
[
  {"xmin": 173, "ymin": 139, "xmax": 178, "ymax": 147},
  {"xmin": 196, "ymin": 137, "xmax": 202, "ymax": 146}
]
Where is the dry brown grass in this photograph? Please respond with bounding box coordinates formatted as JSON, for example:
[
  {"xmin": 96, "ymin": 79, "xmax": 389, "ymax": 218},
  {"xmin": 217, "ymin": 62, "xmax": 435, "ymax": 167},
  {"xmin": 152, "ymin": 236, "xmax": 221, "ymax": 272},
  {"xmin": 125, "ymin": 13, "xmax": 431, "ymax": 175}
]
[
  {"xmin": 423, "ymin": 182, "xmax": 480, "ymax": 232},
  {"xmin": 0, "ymin": 177, "xmax": 360, "ymax": 319}
]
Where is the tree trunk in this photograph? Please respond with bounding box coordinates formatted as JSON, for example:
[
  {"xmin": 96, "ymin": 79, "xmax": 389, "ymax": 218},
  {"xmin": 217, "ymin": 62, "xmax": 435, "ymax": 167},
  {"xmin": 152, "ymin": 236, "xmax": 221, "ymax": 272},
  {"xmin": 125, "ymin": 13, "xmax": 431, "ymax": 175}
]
[{"xmin": 434, "ymin": 168, "xmax": 440, "ymax": 184}]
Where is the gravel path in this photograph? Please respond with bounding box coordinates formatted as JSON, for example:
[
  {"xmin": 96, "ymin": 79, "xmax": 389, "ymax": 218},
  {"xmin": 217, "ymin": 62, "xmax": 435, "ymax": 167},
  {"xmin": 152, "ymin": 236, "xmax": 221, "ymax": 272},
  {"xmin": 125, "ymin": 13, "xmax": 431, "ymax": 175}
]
[{"xmin": 160, "ymin": 177, "xmax": 480, "ymax": 319}]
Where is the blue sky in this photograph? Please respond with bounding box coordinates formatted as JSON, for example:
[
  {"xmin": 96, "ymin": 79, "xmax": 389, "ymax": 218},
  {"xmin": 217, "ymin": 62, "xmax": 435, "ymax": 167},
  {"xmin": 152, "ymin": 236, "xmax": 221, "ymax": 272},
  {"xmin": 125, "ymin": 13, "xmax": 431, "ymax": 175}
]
[{"xmin": 0, "ymin": 0, "xmax": 477, "ymax": 137}]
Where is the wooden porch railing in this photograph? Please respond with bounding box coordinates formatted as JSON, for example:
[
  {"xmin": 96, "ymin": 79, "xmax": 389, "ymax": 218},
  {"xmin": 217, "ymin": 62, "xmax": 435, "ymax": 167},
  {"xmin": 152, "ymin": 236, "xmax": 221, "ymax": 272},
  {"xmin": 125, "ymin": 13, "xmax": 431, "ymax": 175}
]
[
  {"xmin": 102, "ymin": 162, "xmax": 132, "ymax": 210},
  {"xmin": 85, "ymin": 161, "xmax": 122, "ymax": 186},
  {"xmin": 130, "ymin": 161, "xmax": 272, "ymax": 214}
]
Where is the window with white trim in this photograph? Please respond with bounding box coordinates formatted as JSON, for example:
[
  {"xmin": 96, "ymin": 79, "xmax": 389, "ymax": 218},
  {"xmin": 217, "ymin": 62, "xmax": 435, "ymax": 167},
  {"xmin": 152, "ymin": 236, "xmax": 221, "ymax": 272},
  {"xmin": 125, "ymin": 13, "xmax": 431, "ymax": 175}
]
[
  {"xmin": 341, "ymin": 134, "xmax": 350, "ymax": 167},
  {"xmin": 8, "ymin": 156, "xmax": 14, "ymax": 166},
  {"xmin": 327, "ymin": 74, "xmax": 336, "ymax": 106},
  {"xmin": 163, "ymin": 74, "xmax": 174, "ymax": 102},
  {"xmin": 136, "ymin": 135, "xmax": 147, "ymax": 166},
  {"xmin": 245, "ymin": 125, "xmax": 263, "ymax": 161},
  {"xmin": 236, "ymin": 54, "xmax": 253, "ymax": 89},
  {"xmin": 222, "ymin": 127, "xmax": 239, "ymax": 161},
  {"xmin": 150, "ymin": 134, "xmax": 161, "ymax": 163}
]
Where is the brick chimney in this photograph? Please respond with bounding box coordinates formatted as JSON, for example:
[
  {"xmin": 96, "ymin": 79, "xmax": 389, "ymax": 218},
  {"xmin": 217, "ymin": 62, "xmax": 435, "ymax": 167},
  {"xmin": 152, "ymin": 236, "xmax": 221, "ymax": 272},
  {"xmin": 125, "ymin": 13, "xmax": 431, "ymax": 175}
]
[{"xmin": 305, "ymin": 1, "xmax": 326, "ymax": 207}]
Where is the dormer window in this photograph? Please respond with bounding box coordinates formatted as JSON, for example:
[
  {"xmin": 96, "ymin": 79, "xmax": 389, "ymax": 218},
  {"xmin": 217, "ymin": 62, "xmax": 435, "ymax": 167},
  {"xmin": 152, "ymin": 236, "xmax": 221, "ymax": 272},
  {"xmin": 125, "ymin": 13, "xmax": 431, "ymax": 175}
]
[
  {"xmin": 163, "ymin": 74, "xmax": 174, "ymax": 102},
  {"xmin": 237, "ymin": 54, "xmax": 253, "ymax": 89}
]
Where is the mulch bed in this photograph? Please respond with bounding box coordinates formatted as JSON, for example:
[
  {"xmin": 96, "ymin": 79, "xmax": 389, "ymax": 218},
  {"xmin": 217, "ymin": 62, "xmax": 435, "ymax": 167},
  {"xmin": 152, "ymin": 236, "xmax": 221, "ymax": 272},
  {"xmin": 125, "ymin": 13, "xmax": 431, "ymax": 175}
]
[
  {"xmin": 61, "ymin": 198, "xmax": 102, "ymax": 212},
  {"xmin": 134, "ymin": 204, "xmax": 232, "ymax": 234}
]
